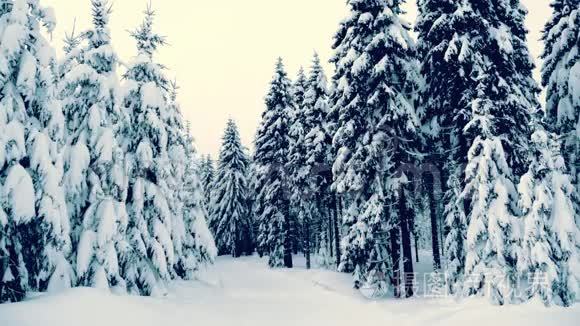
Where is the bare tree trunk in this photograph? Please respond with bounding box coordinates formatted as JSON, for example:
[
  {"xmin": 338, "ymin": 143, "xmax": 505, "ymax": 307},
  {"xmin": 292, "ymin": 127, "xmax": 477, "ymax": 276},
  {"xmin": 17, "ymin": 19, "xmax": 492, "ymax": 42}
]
[
  {"xmin": 333, "ymin": 196, "xmax": 341, "ymax": 269},
  {"xmin": 414, "ymin": 232, "xmax": 419, "ymax": 263},
  {"xmin": 327, "ymin": 206, "xmax": 334, "ymax": 258},
  {"xmin": 425, "ymin": 173, "xmax": 442, "ymax": 270},
  {"xmin": 305, "ymin": 219, "xmax": 311, "ymax": 269},
  {"xmin": 400, "ymin": 187, "xmax": 414, "ymax": 298},
  {"xmin": 388, "ymin": 203, "xmax": 401, "ymax": 299},
  {"xmin": 284, "ymin": 207, "xmax": 293, "ymax": 268}
]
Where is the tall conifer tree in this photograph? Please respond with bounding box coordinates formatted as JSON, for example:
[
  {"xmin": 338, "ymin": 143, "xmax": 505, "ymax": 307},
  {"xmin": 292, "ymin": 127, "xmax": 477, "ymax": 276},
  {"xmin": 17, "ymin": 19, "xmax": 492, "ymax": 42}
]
[
  {"xmin": 0, "ymin": 0, "xmax": 71, "ymax": 302},
  {"xmin": 253, "ymin": 58, "xmax": 293, "ymax": 268},
  {"xmin": 330, "ymin": 0, "xmax": 420, "ymax": 295},
  {"xmin": 120, "ymin": 5, "xmax": 175, "ymax": 295},
  {"xmin": 209, "ymin": 120, "xmax": 252, "ymax": 257},
  {"xmin": 60, "ymin": 0, "xmax": 129, "ymax": 290}
]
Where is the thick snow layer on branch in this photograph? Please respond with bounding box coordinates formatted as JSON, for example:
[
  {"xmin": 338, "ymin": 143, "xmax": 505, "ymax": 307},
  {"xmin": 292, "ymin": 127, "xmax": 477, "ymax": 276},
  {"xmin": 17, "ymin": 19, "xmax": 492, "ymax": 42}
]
[{"xmin": 3, "ymin": 164, "xmax": 36, "ymax": 223}]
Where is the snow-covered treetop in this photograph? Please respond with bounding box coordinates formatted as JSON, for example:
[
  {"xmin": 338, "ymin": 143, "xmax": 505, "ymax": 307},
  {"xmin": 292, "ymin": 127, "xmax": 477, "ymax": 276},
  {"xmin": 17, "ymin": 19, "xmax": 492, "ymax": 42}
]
[
  {"xmin": 123, "ymin": 5, "xmax": 168, "ymax": 91},
  {"xmin": 62, "ymin": 20, "xmax": 81, "ymax": 54},
  {"xmin": 130, "ymin": 3, "xmax": 166, "ymax": 59},
  {"xmin": 88, "ymin": 0, "xmax": 112, "ymax": 48},
  {"xmin": 218, "ymin": 119, "xmax": 248, "ymax": 172},
  {"xmin": 254, "ymin": 58, "xmax": 292, "ymax": 165},
  {"xmin": 289, "ymin": 66, "xmax": 307, "ymax": 138},
  {"xmin": 304, "ymin": 53, "xmax": 329, "ymax": 128},
  {"xmin": 264, "ymin": 58, "xmax": 293, "ymax": 113},
  {"xmin": 292, "ymin": 67, "xmax": 307, "ymax": 111}
]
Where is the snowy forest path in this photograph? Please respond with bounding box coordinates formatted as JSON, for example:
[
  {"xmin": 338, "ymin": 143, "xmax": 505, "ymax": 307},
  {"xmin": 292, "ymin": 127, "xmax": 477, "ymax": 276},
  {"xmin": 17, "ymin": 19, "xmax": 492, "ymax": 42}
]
[
  {"xmin": 1, "ymin": 255, "xmax": 579, "ymax": 326},
  {"xmin": 167, "ymin": 255, "xmax": 391, "ymax": 325}
]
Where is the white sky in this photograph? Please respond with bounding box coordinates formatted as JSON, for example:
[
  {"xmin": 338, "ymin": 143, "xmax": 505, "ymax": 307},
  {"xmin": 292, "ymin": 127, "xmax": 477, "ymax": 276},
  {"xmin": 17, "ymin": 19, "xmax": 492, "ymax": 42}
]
[{"xmin": 43, "ymin": 0, "xmax": 551, "ymax": 158}]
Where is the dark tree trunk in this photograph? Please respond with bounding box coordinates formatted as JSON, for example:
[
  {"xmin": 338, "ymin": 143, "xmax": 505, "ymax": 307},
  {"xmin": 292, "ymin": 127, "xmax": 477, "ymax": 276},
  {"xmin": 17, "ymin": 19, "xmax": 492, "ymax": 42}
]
[
  {"xmin": 292, "ymin": 213, "xmax": 300, "ymax": 255},
  {"xmin": 333, "ymin": 196, "xmax": 341, "ymax": 268},
  {"xmin": 438, "ymin": 151, "xmax": 451, "ymax": 259},
  {"xmin": 425, "ymin": 173, "xmax": 442, "ymax": 270},
  {"xmin": 327, "ymin": 206, "xmax": 334, "ymax": 258},
  {"xmin": 388, "ymin": 204, "xmax": 401, "ymax": 299},
  {"xmin": 399, "ymin": 188, "xmax": 414, "ymax": 298},
  {"xmin": 414, "ymin": 232, "xmax": 419, "ymax": 263},
  {"xmin": 284, "ymin": 207, "xmax": 293, "ymax": 268},
  {"xmin": 305, "ymin": 220, "xmax": 311, "ymax": 269},
  {"xmin": 425, "ymin": 173, "xmax": 441, "ymax": 270}
]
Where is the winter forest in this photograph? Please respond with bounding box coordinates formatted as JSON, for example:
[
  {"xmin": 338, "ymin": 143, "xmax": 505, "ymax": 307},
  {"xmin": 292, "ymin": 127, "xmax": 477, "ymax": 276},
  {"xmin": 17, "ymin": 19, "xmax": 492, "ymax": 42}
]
[{"xmin": 0, "ymin": 0, "xmax": 579, "ymax": 325}]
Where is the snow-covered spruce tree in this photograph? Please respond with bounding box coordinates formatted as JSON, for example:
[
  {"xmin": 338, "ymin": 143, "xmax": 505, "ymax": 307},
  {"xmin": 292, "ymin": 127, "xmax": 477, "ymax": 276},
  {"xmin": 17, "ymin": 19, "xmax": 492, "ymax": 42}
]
[
  {"xmin": 416, "ymin": 0, "xmax": 539, "ymax": 293},
  {"xmin": 253, "ymin": 58, "xmax": 293, "ymax": 268},
  {"xmin": 303, "ymin": 53, "xmax": 338, "ymax": 269},
  {"xmin": 173, "ymin": 120, "xmax": 216, "ymax": 278},
  {"xmin": 517, "ymin": 129, "xmax": 579, "ymax": 306},
  {"xmin": 541, "ymin": 0, "xmax": 580, "ymax": 199},
  {"xmin": 416, "ymin": 0, "xmax": 469, "ymax": 291},
  {"xmin": 161, "ymin": 80, "xmax": 187, "ymax": 279},
  {"xmin": 0, "ymin": 0, "xmax": 72, "ymax": 302},
  {"xmin": 60, "ymin": 0, "xmax": 129, "ymax": 291},
  {"xmin": 119, "ymin": 5, "xmax": 175, "ymax": 296},
  {"xmin": 198, "ymin": 154, "xmax": 215, "ymax": 207},
  {"xmin": 462, "ymin": 79, "xmax": 520, "ymax": 305},
  {"xmin": 209, "ymin": 119, "xmax": 252, "ymax": 257},
  {"xmin": 330, "ymin": 0, "xmax": 420, "ymax": 294},
  {"xmin": 286, "ymin": 67, "xmax": 309, "ymax": 266}
]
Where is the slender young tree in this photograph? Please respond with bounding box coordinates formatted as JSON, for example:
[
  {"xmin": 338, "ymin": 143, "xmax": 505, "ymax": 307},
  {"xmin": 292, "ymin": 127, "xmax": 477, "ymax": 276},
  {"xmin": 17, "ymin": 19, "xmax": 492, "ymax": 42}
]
[
  {"xmin": 253, "ymin": 58, "xmax": 293, "ymax": 268},
  {"xmin": 287, "ymin": 67, "xmax": 310, "ymax": 266},
  {"xmin": 303, "ymin": 53, "xmax": 336, "ymax": 268},
  {"xmin": 0, "ymin": 0, "xmax": 71, "ymax": 302},
  {"xmin": 517, "ymin": 129, "xmax": 579, "ymax": 307},
  {"xmin": 209, "ymin": 119, "xmax": 252, "ymax": 257}
]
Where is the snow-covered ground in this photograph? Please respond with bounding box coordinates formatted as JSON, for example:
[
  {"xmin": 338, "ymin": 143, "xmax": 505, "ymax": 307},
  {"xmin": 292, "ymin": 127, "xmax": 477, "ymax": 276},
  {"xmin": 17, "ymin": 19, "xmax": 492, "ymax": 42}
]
[{"xmin": 1, "ymin": 253, "xmax": 578, "ymax": 326}]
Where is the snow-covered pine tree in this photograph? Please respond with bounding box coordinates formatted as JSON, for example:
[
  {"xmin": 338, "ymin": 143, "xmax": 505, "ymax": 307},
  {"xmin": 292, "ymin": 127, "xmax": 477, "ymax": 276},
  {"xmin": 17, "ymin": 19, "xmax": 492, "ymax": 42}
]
[
  {"xmin": 417, "ymin": 0, "xmax": 539, "ymax": 294},
  {"xmin": 180, "ymin": 143, "xmax": 217, "ymax": 278},
  {"xmin": 0, "ymin": 0, "xmax": 72, "ymax": 302},
  {"xmin": 119, "ymin": 5, "xmax": 175, "ymax": 296},
  {"xmin": 173, "ymin": 115, "xmax": 216, "ymax": 278},
  {"xmin": 209, "ymin": 119, "xmax": 252, "ymax": 257},
  {"xmin": 330, "ymin": 0, "xmax": 420, "ymax": 294},
  {"xmin": 416, "ymin": 0, "xmax": 469, "ymax": 292},
  {"xmin": 303, "ymin": 53, "xmax": 337, "ymax": 269},
  {"xmin": 286, "ymin": 67, "xmax": 309, "ymax": 266},
  {"xmin": 462, "ymin": 78, "xmax": 520, "ymax": 305},
  {"xmin": 199, "ymin": 154, "xmax": 215, "ymax": 207},
  {"xmin": 517, "ymin": 129, "xmax": 579, "ymax": 306},
  {"xmin": 253, "ymin": 58, "xmax": 293, "ymax": 268},
  {"xmin": 60, "ymin": 0, "xmax": 129, "ymax": 291},
  {"xmin": 162, "ymin": 80, "xmax": 187, "ymax": 279},
  {"xmin": 541, "ymin": 0, "xmax": 579, "ymax": 202}
]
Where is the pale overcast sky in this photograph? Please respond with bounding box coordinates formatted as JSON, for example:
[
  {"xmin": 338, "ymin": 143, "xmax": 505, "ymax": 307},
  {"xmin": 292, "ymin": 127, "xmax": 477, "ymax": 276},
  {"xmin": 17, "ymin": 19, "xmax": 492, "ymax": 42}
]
[{"xmin": 43, "ymin": 0, "xmax": 551, "ymax": 158}]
